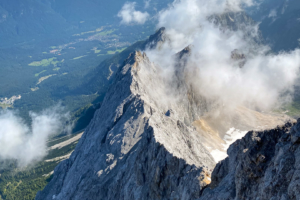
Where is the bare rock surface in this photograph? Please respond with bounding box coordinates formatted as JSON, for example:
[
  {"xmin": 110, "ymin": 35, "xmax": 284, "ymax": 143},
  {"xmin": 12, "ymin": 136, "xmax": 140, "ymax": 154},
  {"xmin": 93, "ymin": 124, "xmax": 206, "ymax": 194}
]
[
  {"xmin": 36, "ymin": 51, "xmax": 215, "ymax": 200},
  {"xmin": 36, "ymin": 15, "xmax": 294, "ymax": 200},
  {"xmin": 199, "ymin": 120, "xmax": 300, "ymax": 200}
]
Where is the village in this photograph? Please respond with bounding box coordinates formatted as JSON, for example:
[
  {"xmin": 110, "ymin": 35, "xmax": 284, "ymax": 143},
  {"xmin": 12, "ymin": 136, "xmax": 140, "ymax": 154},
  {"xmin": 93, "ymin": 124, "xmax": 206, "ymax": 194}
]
[{"xmin": 0, "ymin": 95, "xmax": 21, "ymax": 106}]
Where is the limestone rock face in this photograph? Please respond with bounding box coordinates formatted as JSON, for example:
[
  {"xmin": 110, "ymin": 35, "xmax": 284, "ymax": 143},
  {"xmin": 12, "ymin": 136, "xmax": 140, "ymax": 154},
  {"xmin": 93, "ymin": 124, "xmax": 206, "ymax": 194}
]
[
  {"xmin": 36, "ymin": 13, "xmax": 294, "ymax": 200},
  {"xmin": 199, "ymin": 120, "xmax": 300, "ymax": 200},
  {"xmin": 36, "ymin": 51, "xmax": 215, "ymax": 200},
  {"xmin": 145, "ymin": 27, "xmax": 169, "ymax": 50}
]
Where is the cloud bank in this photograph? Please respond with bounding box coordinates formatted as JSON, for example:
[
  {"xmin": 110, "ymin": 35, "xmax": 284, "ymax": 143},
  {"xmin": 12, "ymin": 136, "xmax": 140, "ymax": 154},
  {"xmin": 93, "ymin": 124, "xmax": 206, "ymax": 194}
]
[
  {"xmin": 0, "ymin": 106, "xmax": 71, "ymax": 166},
  {"xmin": 145, "ymin": 0, "xmax": 300, "ymax": 113},
  {"xmin": 118, "ymin": 2, "xmax": 150, "ymax": 25}
]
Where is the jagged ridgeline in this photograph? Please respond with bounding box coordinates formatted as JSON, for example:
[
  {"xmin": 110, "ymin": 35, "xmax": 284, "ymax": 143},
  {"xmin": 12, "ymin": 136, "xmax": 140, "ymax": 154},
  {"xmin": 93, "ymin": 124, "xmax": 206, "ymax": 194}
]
[
  {"xmin": 36, "ymin": 49, "xmax": 216, "ymax": 200},
  {"xmin": 35, "ymin": 12, "xmax": 295, "ymax": 200},
  {"xmin": 0, "ymin": 28, "xmax": 168, "ymax": 200},
  {"xmin": 200, "ymin": 120, "xmax": 300, "ymax": 200}
]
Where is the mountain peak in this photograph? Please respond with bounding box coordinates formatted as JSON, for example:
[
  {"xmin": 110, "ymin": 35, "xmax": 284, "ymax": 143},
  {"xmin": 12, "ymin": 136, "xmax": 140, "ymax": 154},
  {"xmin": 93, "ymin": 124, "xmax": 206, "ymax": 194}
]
[
  {"xmin": 36, "ymin": 49, "xmax": 215, "ymax": 200},
  {"xmin": 145, "ymin": 27, "xmax": 169, "ymax": 49}
]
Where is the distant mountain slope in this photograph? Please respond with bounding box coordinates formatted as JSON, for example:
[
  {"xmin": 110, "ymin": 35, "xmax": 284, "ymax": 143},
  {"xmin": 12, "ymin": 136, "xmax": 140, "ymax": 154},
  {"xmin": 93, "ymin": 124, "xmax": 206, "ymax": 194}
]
[
  {"xmin": 0, "ymin": 0, "xmax": 171, "ymax": 47},
  {"xmin": 248, "ymin": 0, "xmax": 300, "ymax": 118},
  {"xmin": 0, "ymin": 0, "xmax": 70, "ymax": 47},
  {"xmin": 0, "ymin": 0, "xmax": 173, "ymax": 125},
  {"xmin": 0, "ymin": 28, "xmax": 170, "ymax": 200},
  {"xmin": 248, "ymin": 0, "xmax": 300, "ymax": 51}
]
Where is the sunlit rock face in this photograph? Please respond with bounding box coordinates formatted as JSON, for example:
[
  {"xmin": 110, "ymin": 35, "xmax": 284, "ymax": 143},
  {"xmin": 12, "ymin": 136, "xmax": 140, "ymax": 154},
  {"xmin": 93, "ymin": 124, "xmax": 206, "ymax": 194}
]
[
  {"xmin": 36, "ymin": 46, "xmax": 291, "ymax": 200},
  {"xmin": 36, "ymin": 12, "xmax": 293, "ymax": 200},
  {"xmin": 35, "ymin": 51, "xmax": 216, "ymax": 200}
]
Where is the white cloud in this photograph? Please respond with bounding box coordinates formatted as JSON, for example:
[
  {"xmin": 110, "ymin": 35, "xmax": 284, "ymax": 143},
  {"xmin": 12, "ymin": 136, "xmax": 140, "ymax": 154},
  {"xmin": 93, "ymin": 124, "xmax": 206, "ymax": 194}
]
[
  {"xmin": 145, "ymin": 0, "xmax": 300, "ymax": 114},
  {"xmin": 0, "ymin": 105, "xmax": 71, "ymax": 166},
  {"xmin": 268, "ymin": 9, "xmax": 277, "ymax": 18},
  {"xmin": 118, "ymin": 2, "xmax": 150, "ymax": 25}
]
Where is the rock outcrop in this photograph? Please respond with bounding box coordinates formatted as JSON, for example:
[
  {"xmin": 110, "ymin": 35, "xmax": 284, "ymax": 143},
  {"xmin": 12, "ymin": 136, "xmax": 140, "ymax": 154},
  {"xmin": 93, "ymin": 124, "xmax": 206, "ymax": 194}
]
[
  {"xmin": 200, "ymin": 119, "xmax": 300, "ymax": 200},
  {"xmin": 36, "ymin": 51, "xmax": 215, "ymax": 200},
  {"xmin": 36, "ymin": 47, "xmax": 293, "ymax": 200},
  {"xmin": 36, "ymin": 13, "xmax": 293, "ymax": 200}
]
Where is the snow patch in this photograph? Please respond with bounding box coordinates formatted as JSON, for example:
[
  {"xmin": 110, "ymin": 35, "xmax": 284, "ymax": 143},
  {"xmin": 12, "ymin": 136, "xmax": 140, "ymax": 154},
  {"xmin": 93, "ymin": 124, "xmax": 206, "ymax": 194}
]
[
  {"xmin": 211, "ymin": 128, "xmax": 248, "ymax": 163},
  {"xmin": 211, "ymin": 149, "xmax": 228, "ymax": 163},
  {"xmin": 223, "ymin": 128, "xmax": 248, "ymax": 149}
]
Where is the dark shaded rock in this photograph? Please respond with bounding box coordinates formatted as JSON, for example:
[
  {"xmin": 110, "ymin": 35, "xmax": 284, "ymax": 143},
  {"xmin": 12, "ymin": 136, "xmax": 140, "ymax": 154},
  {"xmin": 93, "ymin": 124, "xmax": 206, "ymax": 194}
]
[{"xmin": 199, "ymin": 121, "xmax": 300, "ymax": 200}]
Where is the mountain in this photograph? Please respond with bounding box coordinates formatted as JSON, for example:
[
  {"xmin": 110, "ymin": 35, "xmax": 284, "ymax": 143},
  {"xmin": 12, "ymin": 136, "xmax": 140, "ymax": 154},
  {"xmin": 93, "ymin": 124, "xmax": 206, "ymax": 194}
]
[
  {"xmin": 36, "ymin": 51, "xmax": 216, "ymax": 200},
  {"xmin": 200, "ymin": 119, "xmax": 300, "ymax": 200},
  {"xmin": 0, "ymin": 28, "xmax": 169, "ymax": 200},
  {"xmin": 2, "ymin": 1, "xmax": 300, "ymax": 199},
  {"xmin": 248, "ymin": 0, "xmax": 300, "ymax": 117},
  {"xmin": 35, "ymin": 49, "xmax": 289, "ymax": 200},
  {"xmin": 247, "ymin": 0, "xmax": 300, "ymax": 51},
  {"xmin": 80, "ymin": 11, "xmax": 260, "ymax": 115},
  {"xmin": 0, "ymin": 0, "xmax": 70, "ymax": 47},
  {"xmin": 0, "ymin": 0, "xmax": 169, "ymax": 46},
  {"xmin": 0, "ymin": 0, "xmax": 173, "ymax": 126},
  {"xmin": 79, "ymin": 27, "xmax": 168, "ymax": 95},
  {"xmin": 34, "ymin": 9, "xmax": 296, "ymax": 199},
  {"xmin": 0, "ymin": 1, "xmax": 175, "ymax": 198},
  {"xmin": 209, "ymin": 11, "xmax": 263, "ymax": 44}
]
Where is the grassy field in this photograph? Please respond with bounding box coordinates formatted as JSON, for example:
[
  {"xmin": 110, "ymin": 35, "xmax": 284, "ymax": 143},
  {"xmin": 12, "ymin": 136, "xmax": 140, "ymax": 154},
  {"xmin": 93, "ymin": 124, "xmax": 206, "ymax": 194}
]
[
  {"xmin": 34, "ymin": 70, "xmax": 47, "ymax": 77},
  {"xmin": 72, "ymin": 27, "xmax": 104, "ymax": 36},
  {"xmin": 28, "ymin": 58, "xmax": 57, "ymax": 67},
  {"xmin": 95, "ymin": 29, "xmax": 115, "ymax": 37},
  {"xmin": 283, "ymin": 101, "xmax": 300, "ymax": 118},
  {"xmin": 107, "ymin": 48, "xmax": 127, "ymax": 55}
]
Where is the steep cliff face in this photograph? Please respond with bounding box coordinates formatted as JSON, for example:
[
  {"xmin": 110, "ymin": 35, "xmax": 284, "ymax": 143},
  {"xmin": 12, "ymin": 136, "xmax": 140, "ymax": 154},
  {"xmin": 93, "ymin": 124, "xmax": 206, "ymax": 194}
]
[
  {"xmin": 200, "ymin": 119, "xmax": 300, "ymax": 200},
  {"xmin": 208, "ymin": 11, "xmax": 263, "ymax": 44},
  {"xmin": 36, "ymin": 51, "xmax": 215, "ymax": 200},
  {"xmin": 36, "ymin": 11, "xmax": 294, "ymax": 199},
  {"xmin": 36, "ymin": 48, "xmax": 292, "ymax": 200}
]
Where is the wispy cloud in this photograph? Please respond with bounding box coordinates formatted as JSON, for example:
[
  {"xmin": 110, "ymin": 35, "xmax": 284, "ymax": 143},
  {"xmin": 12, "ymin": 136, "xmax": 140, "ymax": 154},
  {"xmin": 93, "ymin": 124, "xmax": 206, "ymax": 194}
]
[
  {"xmin": 0, "ymin": 105, "xmax": 72, "ymax": 166},
  {"xmin": 145, "ymin": 0, "xmax": 300, "ymax": 114},
  {"xmin": 268, "ymin": 9, "xmax": 277, "ymax": 18},
  {"xmin": 118, "ymin": 2, "xmax": 150, "ymax": 25}
]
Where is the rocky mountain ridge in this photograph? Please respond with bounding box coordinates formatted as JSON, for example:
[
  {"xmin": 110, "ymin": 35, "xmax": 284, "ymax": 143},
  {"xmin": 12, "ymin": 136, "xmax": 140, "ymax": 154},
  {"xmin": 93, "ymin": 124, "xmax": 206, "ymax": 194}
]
[
  {"xmin": 36, "ymin": 51, "xmax": 216, "ymax": 200},
  {"xmin": 200, "ymin": 119, "xmax": 300, "ymax": 200},
  {"xmin": 35, "ymin": 11, "xmax": 295, "ymax": 200},
  {"xmin": 36, "ymin": 45, "xmax": 293, "ymax": 199}
]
